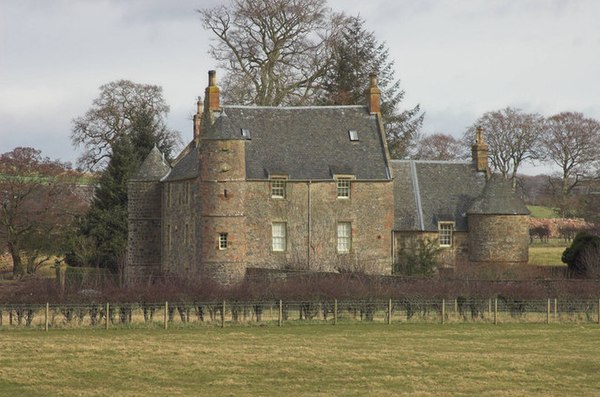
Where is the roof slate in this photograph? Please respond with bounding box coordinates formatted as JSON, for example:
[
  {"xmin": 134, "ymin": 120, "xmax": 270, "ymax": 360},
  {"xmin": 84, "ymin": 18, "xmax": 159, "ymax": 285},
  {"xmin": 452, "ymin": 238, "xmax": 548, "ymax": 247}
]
[
  {"xmin": 392, "ymin": 160, "xmax": 487, "ymax": 231},
  {"xmin": 131, "ymin": 146, "xmax": 171, "ymax": 181},
  {"xmin": 467, "ymin": 175, "xmax": 530, "ymax": 215},
  {"xmin": 201, "ymin": 106, "xmax": 390, "ymax": 180},
  {"xmin": 163, "ymin": 142, "xmax": 198, "ymax": 182}
]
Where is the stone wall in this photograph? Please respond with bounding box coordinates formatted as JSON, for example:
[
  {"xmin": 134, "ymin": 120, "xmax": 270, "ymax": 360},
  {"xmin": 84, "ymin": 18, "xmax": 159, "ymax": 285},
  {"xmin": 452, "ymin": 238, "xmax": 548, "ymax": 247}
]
[
  {"xmin": 393, "ymin": 231, "xmax": 469, "ymax": 269},
  {"xmin": 162, "ymin": 179, "xmax": 198, "ymax": 275},
  {"xmin": 243, "ymin": 179, "xmax": 394, "ymax": 274},
  {"xmin": 126, "ymin": 181, "xmax": 163, "ymax": 278},
  {"xmin": 468, "ymin": 214, "xmax": 529, "ymax": 264}
]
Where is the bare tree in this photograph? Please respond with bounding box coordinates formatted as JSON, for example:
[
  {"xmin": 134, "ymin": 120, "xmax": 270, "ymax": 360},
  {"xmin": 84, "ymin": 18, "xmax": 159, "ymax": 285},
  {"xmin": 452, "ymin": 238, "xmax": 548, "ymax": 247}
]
[
  {"xmin": 71, "ymin": 80, "xmax": 181, "ymax": 171},
  {"xmin": 465, "ymin": 107, "xmax": 544, "ymax": 188},
  {"xmin": 0, "ymin": 148, "xmax": 89, "ymax": 277},
  {"xmin": 199, "ymin": 0, "xmax": 344, "ymax": 106},
  {"xmin": 541, "ymin": 112, "xmax": 600, "ymax": 217},
  {"xmin": 413, "ymin": 133, "xmax": 467, "ymax": 161}
]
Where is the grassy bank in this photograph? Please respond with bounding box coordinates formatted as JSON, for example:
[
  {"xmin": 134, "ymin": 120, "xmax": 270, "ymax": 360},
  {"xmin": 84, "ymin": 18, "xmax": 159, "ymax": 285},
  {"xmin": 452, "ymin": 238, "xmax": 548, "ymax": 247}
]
[{"xmin": 1, "ymin": 324, "xmax": 599, "ymax": 396}]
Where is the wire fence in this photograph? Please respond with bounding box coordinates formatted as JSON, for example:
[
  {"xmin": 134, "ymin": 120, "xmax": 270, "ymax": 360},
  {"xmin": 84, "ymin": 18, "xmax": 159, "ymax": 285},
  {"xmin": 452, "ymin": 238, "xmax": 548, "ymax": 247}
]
[{"xmin": 1, "ymin": 298, "xmax": 600, "ymax": 330}]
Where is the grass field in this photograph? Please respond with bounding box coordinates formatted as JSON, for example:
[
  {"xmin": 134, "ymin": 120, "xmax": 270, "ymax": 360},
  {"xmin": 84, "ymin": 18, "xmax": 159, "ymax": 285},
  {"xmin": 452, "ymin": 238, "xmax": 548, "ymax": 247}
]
[
  {"xmin": 527, "ymin": 205, "xmax": 558, "ymax": 219},
  {"xmin": 1, "ymin": 324, "xmax": 599, "ymax": 396}
]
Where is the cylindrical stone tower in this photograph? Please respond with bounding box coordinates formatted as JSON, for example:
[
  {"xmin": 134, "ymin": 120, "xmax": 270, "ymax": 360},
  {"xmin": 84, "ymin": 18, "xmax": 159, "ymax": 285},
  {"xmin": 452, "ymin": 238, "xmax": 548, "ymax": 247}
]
[
  {"xmin": 467, "ymin": 176, "xmax": 530, "ymax": 265},
  {"xmin": 126, "ymin": 146, "xmax": 171, "ymax": 282}
]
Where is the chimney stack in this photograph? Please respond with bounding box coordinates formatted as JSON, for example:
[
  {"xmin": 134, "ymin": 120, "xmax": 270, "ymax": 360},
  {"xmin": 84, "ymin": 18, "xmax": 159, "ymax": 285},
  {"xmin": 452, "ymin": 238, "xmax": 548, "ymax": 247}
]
[
  {"xmin": 472, "ymin": 126, "xmax": 489, "ymax": 173},
  {"xmin": 204, "ymin": 70, "xmax": 220, "ymax": 112},
  {"xmin": 193, "ymin": 96, "xmax": 202, "ymax": 142},
  {"xmin": 367, "ymin": 73, "xmax": 381, "ymax": 114}
]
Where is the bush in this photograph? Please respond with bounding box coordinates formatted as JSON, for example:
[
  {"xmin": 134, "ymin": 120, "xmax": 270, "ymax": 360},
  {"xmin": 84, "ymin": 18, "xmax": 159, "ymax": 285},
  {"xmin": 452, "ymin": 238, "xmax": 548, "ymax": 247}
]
[
  {"xmin": 562, "ymin": 232, "xmax": 600, "ymax": 278},
  {"xmin": 393, "ymin": 238, "xmax": 441, "ymax": 276}
]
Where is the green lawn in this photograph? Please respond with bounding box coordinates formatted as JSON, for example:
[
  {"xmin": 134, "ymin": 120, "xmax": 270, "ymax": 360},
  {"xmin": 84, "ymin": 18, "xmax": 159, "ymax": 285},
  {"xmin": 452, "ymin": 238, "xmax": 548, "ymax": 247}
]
[
  {"xmin": 527, "ymin": 205, "xmax": 558, "ymax": 218},
  {"xmin": 1, "ymin": 324, "xmax": 599, "ymax": 396}
]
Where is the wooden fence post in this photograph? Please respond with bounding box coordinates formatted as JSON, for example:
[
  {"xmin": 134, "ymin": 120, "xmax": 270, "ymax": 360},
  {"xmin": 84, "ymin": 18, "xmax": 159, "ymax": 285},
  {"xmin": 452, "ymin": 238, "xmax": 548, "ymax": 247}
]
[
  {"xmin": 546, "ymin": 298, "xmax": 550, "ymax": 324},
  {"xmin": 278, "ymin": 300, "xmax": 282, "ymax": 327},
  {"xmin": 598, "ymin": 298, "xmax": 600, "ymax": 325},
  {"xmin": 45, "ymin": 303, "xmax": 49, "ymax": 332},
  {"xmin": 105, "ymin": 303, "xmax": 109, "ymax": 330},
  {"xmin": 554, "ymin": 298, "xmax": 557, "ymax": 320},
  {"xmin": 440, "ymin": 298, "xmax": 445, "ymax": 324},
  {"xmin": 164, "ymin": 301, "xmax": 168, "ymax": 330},
  {"xmin": 222, "ymin": 300, "xmax": 225, "ymax": 328},
  {"xmin": 488, "ymin": 298, "xmax": 492, "ymax": 321},
  {"xmin": 334, "ymin": 299, "xmax": 338, "ymax": 326},
  {"xmin": 494, "ymin": 298, "xmax": 498, "ymax": 325},
  {"xmin": 454, "ymin": 298, "xmax": 458, "ymax": 321},
  {"xmin": 388, "ymin": 299, "xmax": 392, "ymax": 325}
]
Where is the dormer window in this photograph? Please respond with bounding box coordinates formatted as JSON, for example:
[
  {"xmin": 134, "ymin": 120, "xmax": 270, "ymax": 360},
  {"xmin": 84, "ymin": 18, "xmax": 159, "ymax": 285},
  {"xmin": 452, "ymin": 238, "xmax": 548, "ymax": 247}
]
[
  {"xmin": 241, "ymin": 128, "xmax": 251, "ymax": 139},
  {"xmin": 438, "ymin": 222, "xmax": 454, "ymax": 247},
  {"xmin": 336, "ymin": 177, "xmax": 351, "ymax": 199},
  {"xmin": 270, "ymin": 177, "xmax": 287, "ymax": 199},
  {"xmin": 348, "ymin": 130, "xmax": 359, "ymax": 141}
]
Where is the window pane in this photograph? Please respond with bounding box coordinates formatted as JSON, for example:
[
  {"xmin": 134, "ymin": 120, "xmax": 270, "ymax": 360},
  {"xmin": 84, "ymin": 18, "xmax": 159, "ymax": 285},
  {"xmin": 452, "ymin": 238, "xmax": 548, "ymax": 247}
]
[
  {"xmin": 337, "ymin": 178, "xmax": 350, "ymax": 198},
  {"xmin": 337, "ymin": 222, "xmax": 351, "ymax": 252},
  {"xmin": 219, "ymin": 233, "xmax": 228, "ymax": 250},
  {"xmin": 271, "ymin": 178, "xmax": 286, "ymax": 198},
  {"xmin": 272, "ymin": 222, "xmax": 286, "ymax": 251},
  {"xmin": 439, "ymin": 224, "xmax": 452, "ymax": 246}
]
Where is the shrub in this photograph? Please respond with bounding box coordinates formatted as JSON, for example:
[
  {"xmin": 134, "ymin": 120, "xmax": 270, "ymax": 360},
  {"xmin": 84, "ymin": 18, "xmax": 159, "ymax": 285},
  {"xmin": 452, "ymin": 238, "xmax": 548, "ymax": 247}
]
[{"xmin": 562, "ymin": 232, "xmax": 600, "ymax": 278}]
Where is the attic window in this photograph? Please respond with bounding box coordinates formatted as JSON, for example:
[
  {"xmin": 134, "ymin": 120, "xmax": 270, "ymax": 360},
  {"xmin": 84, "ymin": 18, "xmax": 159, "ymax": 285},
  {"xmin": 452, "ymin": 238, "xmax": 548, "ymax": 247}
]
[
  {"xmin": 241, "ymin": 128, "xmax": 251, "ymax": 139},
  {"xmin": 438, "ymin": 222, "xmax": 454, "ymax": 247},
  {"xmin": 348, "ymin": 130, "xmax": 359, "ymax": 141}
]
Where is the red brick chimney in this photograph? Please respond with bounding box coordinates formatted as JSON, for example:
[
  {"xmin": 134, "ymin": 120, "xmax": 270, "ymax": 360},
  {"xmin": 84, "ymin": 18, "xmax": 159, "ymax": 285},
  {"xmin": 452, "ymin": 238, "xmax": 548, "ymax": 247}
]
[
  {"xmin": 204, "ymin": 70, "xmax": 220, "ymax": 112},
  {"xmin": 193, "ymin": 96, "xmax": 202, "ymax": 142},
  {"xmin": 472, "ymin": 126, "xmax": 489, "ymax": 173},
  {"xmin": 367, "ymin": 73, "xmax": 381, "ymax": 114}
]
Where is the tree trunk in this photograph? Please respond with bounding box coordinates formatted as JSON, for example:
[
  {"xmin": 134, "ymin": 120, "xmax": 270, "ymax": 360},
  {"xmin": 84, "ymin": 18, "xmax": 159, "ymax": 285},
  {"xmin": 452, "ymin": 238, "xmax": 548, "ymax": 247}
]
[{"xmin": 8, "ymin": 241, "xmax": 24, "ymax": 277}]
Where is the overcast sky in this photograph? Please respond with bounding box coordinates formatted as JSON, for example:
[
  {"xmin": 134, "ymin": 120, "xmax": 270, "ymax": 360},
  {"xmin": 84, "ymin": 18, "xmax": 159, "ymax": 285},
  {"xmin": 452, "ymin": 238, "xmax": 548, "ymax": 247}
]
[{"xmin": 1, "ymin": 0, "xmax": 599, "ymax": 175}]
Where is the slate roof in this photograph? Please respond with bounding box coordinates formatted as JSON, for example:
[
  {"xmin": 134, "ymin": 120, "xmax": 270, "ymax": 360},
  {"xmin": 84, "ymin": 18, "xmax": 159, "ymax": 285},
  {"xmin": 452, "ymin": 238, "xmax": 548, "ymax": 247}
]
[
  {"xmin": 392, "ymin": 160, "xmax": 487, "ymax": 231},
  {"xmin": 131, "ymin": 146, "xmax": 171, "ymax": 181},
  {"xmin": 162, "ymin": 142, "xmax": 198, "ymax": 182},
  {"xmin": 202, "ymin": 105, "xmax": 390, "ymax": 180},
  {"xmin": 467, "ymin": 175, "xmax": 530, "ymax": 215}
]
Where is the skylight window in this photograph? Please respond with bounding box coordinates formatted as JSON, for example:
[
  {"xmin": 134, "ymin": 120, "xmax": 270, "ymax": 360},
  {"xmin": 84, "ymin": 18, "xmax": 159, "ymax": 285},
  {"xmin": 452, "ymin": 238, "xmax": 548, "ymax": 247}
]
[
  {"xmin": 241, "ymin": 128, "xmax": 251, "ymax": 139},
  {"xmin": 348, "ymin": 130, "xmax": 359, "ymax": 141}
]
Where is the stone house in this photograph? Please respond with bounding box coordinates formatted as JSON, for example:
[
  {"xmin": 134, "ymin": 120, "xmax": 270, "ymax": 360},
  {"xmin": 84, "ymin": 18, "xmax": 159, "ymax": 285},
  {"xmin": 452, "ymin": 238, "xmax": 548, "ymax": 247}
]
[{"xmin": 126, "ymin": 71, "xmax": 529, "ymax": 282}]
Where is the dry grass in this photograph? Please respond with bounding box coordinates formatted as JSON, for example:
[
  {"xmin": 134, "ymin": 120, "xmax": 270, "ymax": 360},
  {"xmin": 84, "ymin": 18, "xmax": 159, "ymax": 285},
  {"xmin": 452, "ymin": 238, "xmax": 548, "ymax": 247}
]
[{"xmin": 0, "ymin": 324, "xmax": 599, "ymax": 396}]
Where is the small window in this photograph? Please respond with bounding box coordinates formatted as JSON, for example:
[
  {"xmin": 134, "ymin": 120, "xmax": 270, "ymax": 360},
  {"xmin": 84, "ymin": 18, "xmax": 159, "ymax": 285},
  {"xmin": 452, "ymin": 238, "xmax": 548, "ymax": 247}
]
[
  {"xmin": 337, "ymin": 178, "xmax": 351, "ymax": 198},
  {"xmin": 348, "ymin": 130, "xmax": 359, "ymax": 141},
  {"xmin": 219, "ymin": 233, "xmax": 228, "ymax": 250},
  {"xmin": 272, "ymin": 222, "xmax": 287, "ymax": 252},
  {"xmin": 271, "ymin": 178, "xmax": 286, "ymax": 198},
  {"xmin": 241, "ymin": 128, "xmax": 251, "ymax": 139},
  {"xmin": 337, "ymin": 222, "xmax": 352, "ymax": 253},
  {"xmin": 438, "ymin": 223, "xmax": 453, "ymax": 247}
]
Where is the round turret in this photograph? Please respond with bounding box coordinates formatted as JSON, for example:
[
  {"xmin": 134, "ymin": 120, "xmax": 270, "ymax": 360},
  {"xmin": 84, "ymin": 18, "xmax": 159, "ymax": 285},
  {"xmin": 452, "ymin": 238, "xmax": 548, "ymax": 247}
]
[{"xmin": 467, "ymin": 176, "xmax": 530, "ymax": 265}]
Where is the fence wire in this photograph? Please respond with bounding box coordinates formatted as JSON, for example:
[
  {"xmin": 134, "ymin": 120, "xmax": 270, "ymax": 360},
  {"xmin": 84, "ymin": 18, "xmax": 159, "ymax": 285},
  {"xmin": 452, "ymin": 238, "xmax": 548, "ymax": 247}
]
[{"xmin": 0, "ymin": 298, "xmax": 599, "ymax": 330}]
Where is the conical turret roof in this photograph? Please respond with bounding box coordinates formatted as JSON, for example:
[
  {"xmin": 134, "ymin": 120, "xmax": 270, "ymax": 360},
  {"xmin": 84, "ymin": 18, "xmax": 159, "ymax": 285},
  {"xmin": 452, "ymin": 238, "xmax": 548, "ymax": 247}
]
[
  {"xmin": 130, "ymin": 146, "xmax": 171, "ymax": 181},
  {"xmin": 467, "ymin": 175, "xmax": 530, "ymax": 215}
]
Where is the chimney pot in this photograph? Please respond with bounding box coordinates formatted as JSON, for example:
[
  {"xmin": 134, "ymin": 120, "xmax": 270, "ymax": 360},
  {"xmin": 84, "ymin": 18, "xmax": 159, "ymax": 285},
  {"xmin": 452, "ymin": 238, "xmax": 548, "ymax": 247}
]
[
  {"xmin": 205, "ymin": 70, "xmax": 220, "ymax": 112},
  {"xmin": 367, "ymin": 72, "xmax": 381, "ymax": 114}
]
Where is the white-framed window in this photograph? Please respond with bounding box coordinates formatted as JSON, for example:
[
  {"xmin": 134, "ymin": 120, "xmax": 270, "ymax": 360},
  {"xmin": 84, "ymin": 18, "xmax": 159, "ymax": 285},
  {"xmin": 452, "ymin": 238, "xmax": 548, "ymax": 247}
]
[
  {"xmin": 272, "ymin": 222, "xmax": 287, "ymax": 252},
  {"xmin": 271, "ymin": 178, "xmax": 286, "ymax": 199},
  {"xmin": 337, "ymin": 222, "xmax": 352, "ymax": 253},
  {"xmin": 438, "ymin": 222, "xmax": 453, "ymax": 247},
  {"xmin": 219, "ymin": 233, "xmax": 228, "ymax": 250},
  {"xmin": 337, "ymin": 178, "xmax": 351, "ymax": 199}
]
